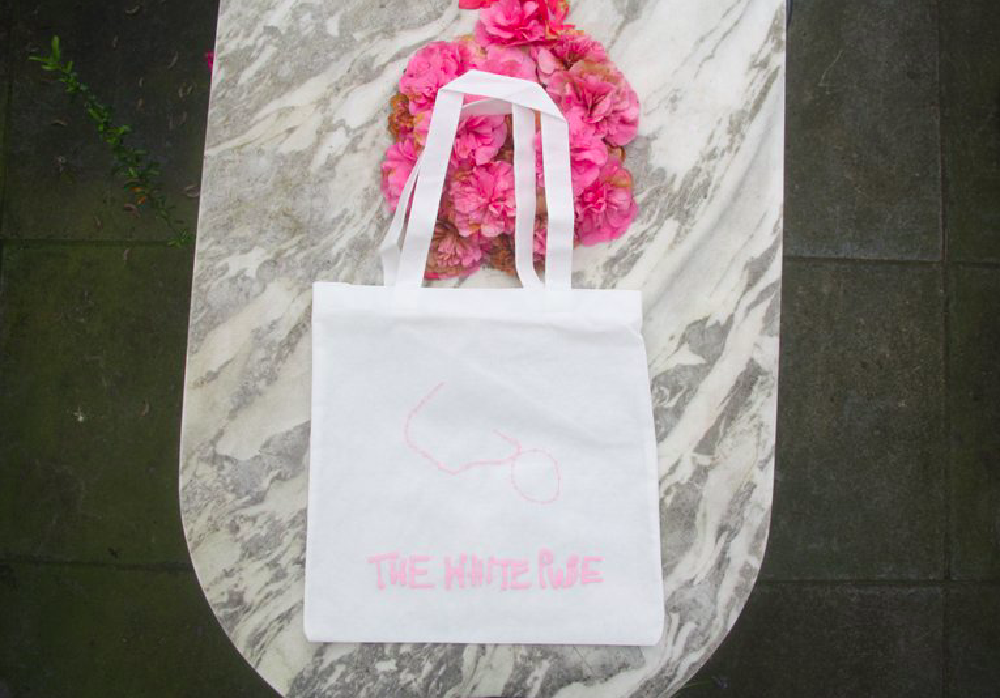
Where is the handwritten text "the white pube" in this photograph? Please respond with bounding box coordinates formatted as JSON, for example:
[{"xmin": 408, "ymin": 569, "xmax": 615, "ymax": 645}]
[{"xmin": 366, "ymin": 549, "xmax": 604, "ymax": 591}]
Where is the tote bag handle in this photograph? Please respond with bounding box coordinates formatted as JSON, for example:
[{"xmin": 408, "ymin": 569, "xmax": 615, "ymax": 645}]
[
  {"xmin": 380, "ymin": 96, "xmax": 543, "ymax": 289},
  {"xmin": 384, "ymin": 71, "xmax": 574, "ymax": 292}
]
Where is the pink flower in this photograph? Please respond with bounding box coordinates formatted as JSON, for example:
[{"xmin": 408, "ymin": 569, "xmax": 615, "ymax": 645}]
[
  {"xmin": 546, "ymin": 60, "xmax": 640, "ymax": 146},
  {"xmin": 603, "ymin": 80, "xmax": 640, "ymax": 146},
  {"xmin": 453, "ymin": 115, "xmax": 509, "ymax": 166},
  {"xmin": 414, "ymin": 113, "xmax": 508, "ymax": 167},
  {"xmin": 399, "ymin": 41, "xmax": 474, "ymax": 115},
  {"xmin": 381, "ymin": 137, "xmax": 419, "ymax": 210},
  {"xmin": 531, "ymin": 32, "xmax": 607, "ymax": 85},
  {"xmin": 475, "ymin": 45, "xmax": 539, "ymax": 80},
  {"xmin": 567, "ymin": 125, "xmax": 609, "ymax": 194},
  {"xmin": 426, "ymin": 220, "xmax": 485, "ymax": 279},
  {"xmin": 475, "ymin": 0, "xmax": 572, "ymax": 47},
  {"xmin": 459, "ymin": 0, "xmax": 497, "ymax": 8},
  {"xmin": 535, "ymin": 112, "xmax": 608, "ymax": 194},
  {"xmin": 574, "ymin": 156, "xmax": 638, "ymax": 245},
  {"xmin": 449, "ymin": 161, "xmax": 516, "ymax": 238}
]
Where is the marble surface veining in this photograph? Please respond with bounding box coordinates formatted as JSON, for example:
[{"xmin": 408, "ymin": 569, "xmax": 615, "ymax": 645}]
[{"xmin": 180, "ymin": 0, "xmax": 784, "ymax": 695}]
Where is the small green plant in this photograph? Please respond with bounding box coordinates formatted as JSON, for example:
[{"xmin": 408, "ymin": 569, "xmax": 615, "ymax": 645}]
[{"xmin": 31, "ymin": 36, "xmax": 194, "ymax": 247}]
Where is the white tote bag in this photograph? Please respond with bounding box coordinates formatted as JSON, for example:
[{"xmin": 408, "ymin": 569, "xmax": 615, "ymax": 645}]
[{"xmin": 306, "ymin": 71, "xmax": 663, "ymax": 645}]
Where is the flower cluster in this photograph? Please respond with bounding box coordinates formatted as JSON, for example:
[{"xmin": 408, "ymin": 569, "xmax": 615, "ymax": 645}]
[{"xmin": 382, "ymin": 0, "xmax": 639, "ymax": 279}]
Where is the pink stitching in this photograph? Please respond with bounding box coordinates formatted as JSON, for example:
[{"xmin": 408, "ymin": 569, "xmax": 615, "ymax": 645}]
[{"xmin": 403, "ymin": 382, "xmax": 562, "ymax": 504}]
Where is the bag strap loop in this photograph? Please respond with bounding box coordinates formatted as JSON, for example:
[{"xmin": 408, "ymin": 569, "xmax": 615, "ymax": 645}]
[
  {"xmin": 380, "ymin": 98, "xmax": 540, "ymax": 289},
  {"xmin": 382, "ymin": 71, "xmax": 574, "ymax": 292}
]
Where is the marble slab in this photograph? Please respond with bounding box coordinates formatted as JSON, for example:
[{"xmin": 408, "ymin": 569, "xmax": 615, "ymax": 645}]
[{"xmin": 180, "ymin": 0, "xmax": 784, "ymax": 695}]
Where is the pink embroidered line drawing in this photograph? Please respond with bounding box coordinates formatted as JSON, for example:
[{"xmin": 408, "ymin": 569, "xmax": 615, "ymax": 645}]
[{"xmin": 404, "ymin": 382, "xmax": 562, "ymax": 505}]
